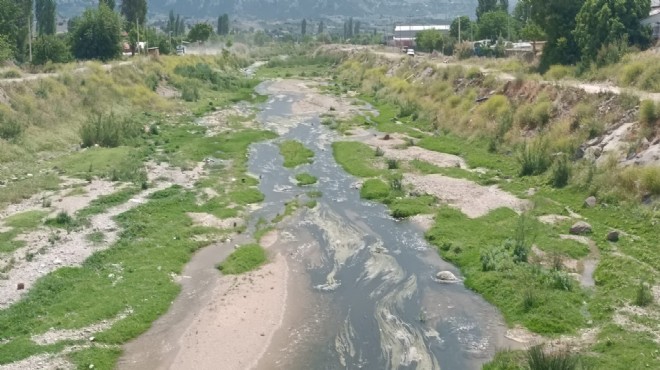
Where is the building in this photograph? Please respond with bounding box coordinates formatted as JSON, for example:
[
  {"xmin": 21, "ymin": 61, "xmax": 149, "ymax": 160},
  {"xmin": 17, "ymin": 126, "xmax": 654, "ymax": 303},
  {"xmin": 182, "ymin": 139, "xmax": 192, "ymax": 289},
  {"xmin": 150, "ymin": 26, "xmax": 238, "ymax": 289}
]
[
  {"xmin": 642, "ymin": 0, "xmax": 660, "ymax": 39},
  {"xmin": 391, "ymin": 25, "xmax": 450, "ymax": 48}
]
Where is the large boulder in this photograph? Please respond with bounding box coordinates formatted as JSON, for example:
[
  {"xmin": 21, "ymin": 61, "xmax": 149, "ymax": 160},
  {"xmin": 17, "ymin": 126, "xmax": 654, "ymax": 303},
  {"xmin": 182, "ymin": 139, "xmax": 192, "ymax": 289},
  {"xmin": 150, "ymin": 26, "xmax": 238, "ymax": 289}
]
[
  {"xmin": 436, "ymin": 271, "xmax": 458, "ymax": 282},
  {"xmin": 570, "ymin": 221, "xmax": 593, "ymax": 235},
  {"xmin": 583, "ymin": 196, "xmax": 597, "ymax": 208}
]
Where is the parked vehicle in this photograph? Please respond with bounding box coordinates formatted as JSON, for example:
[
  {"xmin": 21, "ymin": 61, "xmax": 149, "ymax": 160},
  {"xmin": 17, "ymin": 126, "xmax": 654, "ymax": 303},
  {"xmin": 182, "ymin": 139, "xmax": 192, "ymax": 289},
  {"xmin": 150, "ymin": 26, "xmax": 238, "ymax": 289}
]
[
  {"xmin": 176, "ymin": 45, "xmax": 186, "ymax": 55},
  {"xmin": 406, "ymin": 49, "xmax": 415, "ymax": 57}
]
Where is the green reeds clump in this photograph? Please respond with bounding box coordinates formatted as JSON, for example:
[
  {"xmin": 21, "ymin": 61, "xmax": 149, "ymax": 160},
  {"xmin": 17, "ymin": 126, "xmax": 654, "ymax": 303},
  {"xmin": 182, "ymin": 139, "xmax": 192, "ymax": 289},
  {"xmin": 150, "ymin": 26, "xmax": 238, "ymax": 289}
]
[
  {"xmin": 552, "ymin": 155, "xmax": 571, "ymax": 188},
  {"xmin": 80, "ymin": 113, "xmax": 142, "ymax": 148},
  {"xmin": 518, "ymin": 141, "xmax": 551, "ymax": 176},
  {"xmin": 634, "ymin": 281, "xmax": 654, "ymax": 307}
]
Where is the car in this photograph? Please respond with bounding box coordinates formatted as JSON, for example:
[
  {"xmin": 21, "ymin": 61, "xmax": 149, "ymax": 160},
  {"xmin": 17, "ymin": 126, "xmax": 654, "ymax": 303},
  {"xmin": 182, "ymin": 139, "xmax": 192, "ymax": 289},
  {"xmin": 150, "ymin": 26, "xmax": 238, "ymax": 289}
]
[
  {"xmin": 175, "ymin": 45, "xmax": 186, "ymax": 55},
  {"xmin": 402, "ymin": 47, "xmax": 409, "ymax": 53},
  {"xmin": 406, "ymin": 49, "xmax": 415, "ymax": 57}
]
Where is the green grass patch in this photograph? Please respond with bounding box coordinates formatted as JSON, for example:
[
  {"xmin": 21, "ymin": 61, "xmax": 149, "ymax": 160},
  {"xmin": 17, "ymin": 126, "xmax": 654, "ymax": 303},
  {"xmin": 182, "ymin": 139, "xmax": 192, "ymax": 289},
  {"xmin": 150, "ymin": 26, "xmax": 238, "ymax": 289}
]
[
  {"xmin": 295, "ymin": 173, "xmax": 317, "ymax": 186},
  {"xmin": 228, "ymin": 188, "xmax": 264, "ymax": 205},
  {"xmin": 217, "ymin": 244, "xmax": 267, "ymax": 274},
  {"xmin": 279, "ymin": 140, "xmax": 314, "ymax": 168},
  {"xmin": 76, "ymin": 187, "xmax": 141, "ymax": 221},
  {"xmin": 426, "ymin": 207, "xmax": 587, "ymax": 334},
  {"xmin": 417, "ymin": 136, "xmax": 517, "ymax": 176},
  {"xmin": 360, "ymin": 179, "xmax": 390, "ymax": 200},
  {"xmin": 0, "ymin": 210, "xmax": 48, "ymax": 254},
  {"xmin": 332, "ymin": 141, "xmax": 383, "ymax": 177},
  {"xmin": 389, "ymin": 195, "xmax": 435, "ymax": 218}
]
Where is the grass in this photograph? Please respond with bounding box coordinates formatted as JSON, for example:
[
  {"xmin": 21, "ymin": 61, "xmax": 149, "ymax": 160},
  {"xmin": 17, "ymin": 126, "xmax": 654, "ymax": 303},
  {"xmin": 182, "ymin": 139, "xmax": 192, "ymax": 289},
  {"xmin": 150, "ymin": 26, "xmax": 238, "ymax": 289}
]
[
  {"xmin": 295, "ymin": 173, "xmax": 317, "ymax": 186},
  {"xmin": 360, "ymin": 179, "xmax": 390, "ymax": 200},
  {"xmin": 217, "ymin": 244, "xmax": 267, "ymax": 274},
  {"xmin": 0, "ymin": 210, "xmax": 48, "ymax": 253},
  {"xmin": 279, "ymin": 140, "xmax": 314, "ymax": 168},
  {"xmin": 332, "ymin": 141, "xmax": 383, "ymax": 177}
]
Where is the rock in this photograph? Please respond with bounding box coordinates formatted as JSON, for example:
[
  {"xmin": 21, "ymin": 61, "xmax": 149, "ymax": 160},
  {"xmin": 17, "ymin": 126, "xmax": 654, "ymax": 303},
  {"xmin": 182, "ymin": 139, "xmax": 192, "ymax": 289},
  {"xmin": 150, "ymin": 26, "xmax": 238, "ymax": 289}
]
[
  {"xmin": 383, "ymin": 134, "xmax": 391, "ymax": 140},
  {"xmin": 17, "ymin": 283, "xmax": 24, "ymax": 290},
  {"xmin": 607, "ymin": 231, "xmax": 620, "ymax": 242},
  {"xmin": 89, "ymin": 336, "xmax": 95, "ymax": 342},
  {"xmin": 584, "ymin": 196, "xmax": 597, "ymax": 208},
  {"xmin": 436, "ymin": 271, "xmax": 458, "ymax": 281},
  {"xmin": 570, "ymin": 221, "xmax": 593, "ymax": 235}
]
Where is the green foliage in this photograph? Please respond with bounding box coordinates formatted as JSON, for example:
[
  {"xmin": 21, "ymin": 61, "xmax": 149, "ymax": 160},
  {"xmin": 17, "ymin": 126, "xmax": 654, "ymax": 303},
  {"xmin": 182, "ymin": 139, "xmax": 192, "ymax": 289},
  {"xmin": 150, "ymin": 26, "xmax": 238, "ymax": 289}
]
[
  {"xmin": 477, "ymin": 0, "xmax": 510, "ymax": 20},
  {"xmin": 634, "ymin": 281, "xmax": 653, "ymax": 307},
  {"xmin": 188, "ymin": 23, "xmax": 214, "ymax": 43},
  {"xmin": 450, "ymin": 16, "xmax": 472, "ymax": 40},
  {"xmin": 455, "ymin": 41, "xmax": 475, "ymax": 60},
  {"xmin": 531, "ymin": 0, "xmax": 584, "ymax": 71},
  {"xmin": 415, "ymin": 29, "xmax": 454, "ymax": 54},
  {"xmin": 99, "ymin": 0, "xmax": 115, "ymax": 10},
  {"xmin": 483, "ymin": 349, "xmax": 525, "ymax": 369},
  {"xmin": 639, "ymin": 100, "xmax": 658, "ymax": 127},
  {"xmin": 360, "ymin": 179, "xmax": 390, "ymax": 200},
  {"xmin": 0, "ymin": 35, "xmax": 13, "ymax": 63},
  {"xmin": 217, "ymin": 13, "xmax": 230, "ymax": 35},
  {"xmin": 120, "ymin": 0, "xmax": 147, "ymax": 27},
  {"xmin": 389, "ymin": 195, "xmax": 435, "ymax": 218},
  {"xmin": 80, "ymin": 114, "xmax": 143, "ymax": 148},
  {"xmin": 0, "ymin": 112, "xmax": 23, "ymax": 141},
  {"xmin": 552, "ymin": 155, "xmax": 571, "ymax": 188},
  {"xmin": 527, "ymin": 344, "xmax": 586, "ymax": 370},
  {"xmin": 70, "ymin": 5, "xmax": 122, "ymax": 61},
  {"xmin": 386, "ymin": 159, "xmax": 399, "ymax": 169},
  {"xmin": 295, "ymin": 173, "xmax": 317, "ymax": 186},
  {"xmin": 279, "ymin": 140, "xmax": 314, "ymax": 168},
  {"xmin": 35, "ymin": 0, "xmax": 56, "ymax": 36},
  {"xmin": 520, "ymin": 21, "xmax": 546, "ymax": 41},
  {"xmin": 544, "ymin": 65, "xmax": 575, "ymax": 80},
  {"xmin": 518, "ymin": 140, "xmax": 552, "ymax": 176},
  {"xmin": 218, "ymin": 244, "xmax": 267, "ymax": 274},
  {"xmin": 477, "ymin": 11, "xmax": 516, "ymax": 41},
  {"xmin": 32, "ymin": 35, "xmax": 72, "ymax": 65},
  {"xmin": 180, "ymin": 84, "xmax": 200, "ymax": 102},
  {"xmin": 574, "ymin": 0, "xmax": 651, "ymax": 62}
]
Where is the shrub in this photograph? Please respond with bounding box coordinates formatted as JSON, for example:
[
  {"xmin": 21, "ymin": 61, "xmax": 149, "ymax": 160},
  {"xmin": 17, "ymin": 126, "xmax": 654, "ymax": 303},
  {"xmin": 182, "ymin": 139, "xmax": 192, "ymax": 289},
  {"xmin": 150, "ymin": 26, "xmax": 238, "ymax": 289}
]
[
  {"xmin": 634, "ymin": 281, "xmax": 653, "ymax": 307},
  {"xmin": 522, "ymin": 290, "xmax": 536, "ymax": 312},
  {"xmin": 455, "ymin": 41, "xmax": 475, "ymax": 60},
  {"xmin": 80, "ymin": 114, "xmax": 143, "ymax": 148},
  {"xmin": 552, "ymin": 156, "xmax": 571, "ymax": 188},
  {"xmin": 518, "ymin": 141, "xmax": 551, "ymax": 176},
  {"xmin": 545, "ymin": 270, "xmax": 574, "ymax": 291},
  {"xmin": 639, "ymin": 100, "xmax": 658, "ymax": 127},
  {"xmin": 32, "ymin": 35, "xmax": 72, "ymax": 65},
  {"xmin": 386, "ymin": 159, "xmax": 399, "ymax": 169},
  {"xmin": 2, "ymin": 70, "xmax": 21, "ymax": 78},
  {"xmin": 218, "ymin": 244, "xmax": 267, "ymax": 274},
  {"xmin": 0, "ymin": 115, "xmax": 23, "ymax": 141},
  {"xmin": 544, "ymin": 65, "xmax": 574, "ymax": 80},
  {"xmin": 389, "ymin": 173, "xmax": 403, "ymax": 192},
  {"xmin": 375, "ymin": 147, "xmax": 384, "ymax": 157},
  {"xmin": 360, "ymin": 179, "xmax": 390, "ymax": 200},
  {"xmin": 181, "ymin": 84, "xmax": 200, "ymax": 102},
  {"xmin": 527, "ymin": 345, "xmax": 582, "ymax": 370}
]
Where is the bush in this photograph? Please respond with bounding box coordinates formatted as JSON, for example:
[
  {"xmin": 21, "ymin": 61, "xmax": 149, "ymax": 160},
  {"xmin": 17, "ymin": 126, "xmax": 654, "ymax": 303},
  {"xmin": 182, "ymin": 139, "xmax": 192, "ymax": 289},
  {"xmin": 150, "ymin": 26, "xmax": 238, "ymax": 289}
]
[
  {"xmin": 32, "ymin": 35, "xmax": 72, "ymax": 65},
  {"xmin": 0, "ymin": 114, "xmax": 23, "ymax": 141},
  {"xmin": 360, "ymin": 179, "xmax": 390, "ymax": 200},
  {"xmin": 181, "ymin": 84, "xmax": 200, "ymax": 102},
  {"xmin": 634, "ymin": 281, "xmax": 654, "ymax": 307},
  {"xmin": 454, "ymin": 41, "xmax": 474, "ymax": 60},
  {"xmin": 545, "ymin": 65, "xmax": 574, "ymax": 80},
  {"xmin": 552, "ymin": 156, "xmax": 571, "ymax": 188},
  {"xmin": 2, "ymin": 70, "xmax": 21, "ymax": 78},
  {"xmin": 218, "ymin": 244, "xmax": 267, "ymax": 274},
  {"xmin": 70, "ymin": 5, "xmax": 122, "ymax": 61},
  {"xmin": 80, "ymin": 114, "xmax": 143, "ymax": 148},
  {"xmin": 386, "ymin": 159, "xmax": 399, "ymax": 169},
  {"xmin": 518, "ymin": 141, "xmax": 551, "ymax": 176},
  {"xmin": 639, "ymin": 100, "xmax": 658, "ymax": 127},
  {"xmin": 527, "ymin": 345, "xmax": 583, "ymax": 370}
]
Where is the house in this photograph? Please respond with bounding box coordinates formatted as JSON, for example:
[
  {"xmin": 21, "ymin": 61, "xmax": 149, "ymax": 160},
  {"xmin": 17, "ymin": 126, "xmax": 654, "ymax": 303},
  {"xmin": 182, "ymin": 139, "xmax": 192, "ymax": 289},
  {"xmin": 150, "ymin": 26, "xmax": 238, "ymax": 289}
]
[
  {"xmin": 391, "ymin": 25, "xmax": 450, "ymax": 48},
  {"xmin": 642, "ymin": 0, "xmax": 660, "ymax": 39}
]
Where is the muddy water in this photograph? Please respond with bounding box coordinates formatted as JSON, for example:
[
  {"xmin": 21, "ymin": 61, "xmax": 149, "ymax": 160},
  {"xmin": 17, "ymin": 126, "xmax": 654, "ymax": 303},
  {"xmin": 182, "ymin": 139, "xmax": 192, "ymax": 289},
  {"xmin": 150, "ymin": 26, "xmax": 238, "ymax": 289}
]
[{"xmin": 248, "ymin": 82, "xmax": 517, "ymax": 370}]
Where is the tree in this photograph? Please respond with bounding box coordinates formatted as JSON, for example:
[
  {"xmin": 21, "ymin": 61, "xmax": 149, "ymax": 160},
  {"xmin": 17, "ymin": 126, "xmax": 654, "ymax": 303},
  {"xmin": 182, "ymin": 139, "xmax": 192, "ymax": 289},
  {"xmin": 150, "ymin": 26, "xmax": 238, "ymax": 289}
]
[
  {"xmin": 477, "ymin": 11, "xmax": 514, "ymax": 41},
  {"xmin": 573, "ymin": 0, "xmax": 651, "ymax": 62},
  {"xmin": 477, "ymin": 0, "xmax": 509, "ymax": 20},
  {"xmin": 99, "ymin": 0, "xmax": 115, "ymax": 10},
  {"xmin": 188, "ymin": 23, "xmax": 213, "ymax": 42},
  {"xmin": 530, "ymin": 0, "xmax": 585, "ymax": 70},
  {"xmin": 450, "ymin": 16, "xmax": 472, "ymax": 41},
  {"xmin": 347, "ymin": 17, "xmax": 354, "ymax": 38},
  {"xmin": 70, "ymin": 5, "xmax": 122, "ymax": 61},
  {"xmin": 217, "ymin": 13, "xmax": 229, "ymax": 35},
  {"xmin": 36, "ymin": 0, "xmax": 56, "ymax": 36},
  {"xmin": 0, "ymin": 35, "xmax": 13, "ymax": 63},
  {"xmin": 513, "ymin": 0, "xmax": 533, "ymax": 23},
  {"xmin": 301, "ymin": 18, "xmax": 307, "ymax": 36},
  {"xmin": 32, "ymin": 34, "xmax": 71, "ymax": 64},
  {"xmin": 174, "ymin": 14, "xmax": 181, "ymax": 36},
  {"xmin": 120, "ymin": 0, "xmax": 147, "ymax": 27},
  {"xmin": 415, "ymin": 29, "xmax": 454, "ymax": 54},
  {"xmin": 318, "ymin": 21, "xmax": 325, "ymax": 34},
  {"xmin": 354, "ymin": 20, "xmax": 361, "ymax": 35},
  {"xmin": 520, "ymin": 22, "xmax": 546, "ymax": 41}
]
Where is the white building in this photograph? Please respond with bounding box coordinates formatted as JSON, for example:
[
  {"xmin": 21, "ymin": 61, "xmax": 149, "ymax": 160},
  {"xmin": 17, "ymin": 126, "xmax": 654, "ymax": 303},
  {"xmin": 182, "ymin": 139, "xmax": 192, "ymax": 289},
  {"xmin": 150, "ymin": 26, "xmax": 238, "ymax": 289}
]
[{"xmin": 392, "ymin": 25, "xmax": 450, "ymax": 47}]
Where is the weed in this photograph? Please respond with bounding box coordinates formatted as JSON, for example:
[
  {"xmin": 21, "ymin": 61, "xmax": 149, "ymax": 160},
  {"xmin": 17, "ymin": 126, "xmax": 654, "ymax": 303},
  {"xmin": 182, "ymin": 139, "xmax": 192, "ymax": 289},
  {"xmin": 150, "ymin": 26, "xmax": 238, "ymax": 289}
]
[
  {"xmin": 552, "ymin": 155, "xmax": 571, "ymax": 188},
  {"xmin": 218, "ymin": 244, "xmax": 267, "ymax": 274},
  {"xmin": 45, "ymin": 211, "xmax": 75, "ymax": 229},
  {"xmin": 522, "ymin": 290, "xmax": 536, "ymax": 312},
  {"xmin": 80, "ymin": 113, "xmax": 142, "ymax": 148},
  {"xmin": 389, "ymin": 173, "xmax": 403, "ymax": 192},
  {"xmin": 181, "ymin": 84, "xmax": 200, "ymax": 102},
  {"xmin": 519, "ymin": 141, "xmax": 551, "ymax": 176},
  {"xmin": 639, "ymin": 100, "xmax": 658, "ymax": 128},
  {"xmin": 527, "ymin": 344, "xmax": 584, "ymax": 370},
  {"xmin": 634, "ymin": 281, "xmax": 653, "ymax": 307},
  {"xmin": 386, "ymin": 159, "xmax": 399, "ymax": 169},
  {"xmin": 375, "ymin": 147, "xmax": 384, "ymax": 157}
]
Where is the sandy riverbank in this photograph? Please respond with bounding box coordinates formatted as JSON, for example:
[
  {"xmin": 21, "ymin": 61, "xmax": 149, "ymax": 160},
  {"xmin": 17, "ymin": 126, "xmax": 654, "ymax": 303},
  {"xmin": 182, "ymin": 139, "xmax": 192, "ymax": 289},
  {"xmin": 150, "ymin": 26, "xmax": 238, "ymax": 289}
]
[{"xmin": 119, "ymin": 231, "xmax": 290, "ymax": 370}]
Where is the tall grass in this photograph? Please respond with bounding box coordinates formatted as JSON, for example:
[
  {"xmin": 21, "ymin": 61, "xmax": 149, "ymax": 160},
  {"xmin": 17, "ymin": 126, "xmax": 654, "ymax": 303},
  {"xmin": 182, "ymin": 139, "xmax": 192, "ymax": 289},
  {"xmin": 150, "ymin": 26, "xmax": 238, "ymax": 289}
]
[
  {"xmin": 80, "ymin": 113, "xmax": 143, "ymax": 148},
  {"xmin": 527, "ymin": 345, "xmax": 586, "ymax": 370},
  {"xmin": 218, "ymin": 244, "xmax": 267, "ymax": 274},
  {"xmin": 518, "ymin": 141, "xmax": 551, "ymax": 176}
]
